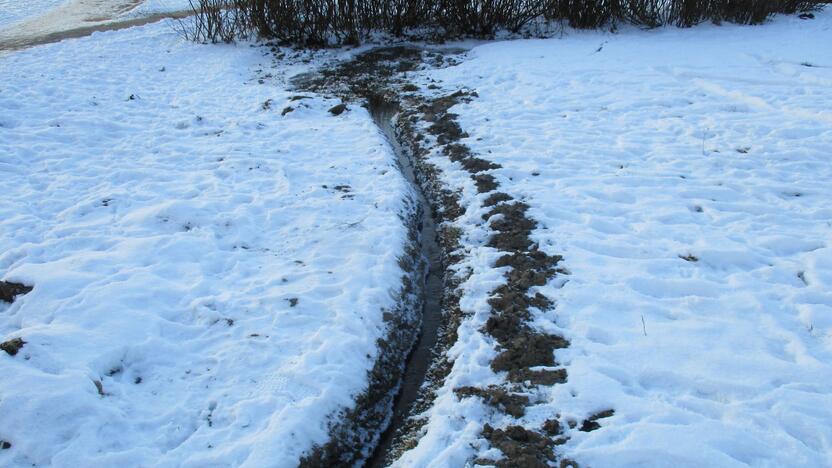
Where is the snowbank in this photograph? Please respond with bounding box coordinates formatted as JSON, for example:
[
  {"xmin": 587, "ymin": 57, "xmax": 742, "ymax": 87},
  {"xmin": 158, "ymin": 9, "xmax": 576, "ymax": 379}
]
[
  {"xmin": 0, "ymin": 21, "xmax": 414, "ymax": 466},
  {"xmin": 398, "ymin": 11, "xmax": 832, "ymax": 467}
]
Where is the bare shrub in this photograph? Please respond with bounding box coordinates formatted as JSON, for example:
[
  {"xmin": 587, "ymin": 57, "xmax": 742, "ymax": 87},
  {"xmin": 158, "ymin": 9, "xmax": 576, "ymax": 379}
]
[
  {"xmin": 436, "ymin": 0, "xmax": 550, "ymax": 36},
  {"xmin": 184, "ymin": 0, "xmax": 825, "ymax": 44},
  {"xmin": 178, "ymin": 0, "xmax": 246, "ymax": 42}
]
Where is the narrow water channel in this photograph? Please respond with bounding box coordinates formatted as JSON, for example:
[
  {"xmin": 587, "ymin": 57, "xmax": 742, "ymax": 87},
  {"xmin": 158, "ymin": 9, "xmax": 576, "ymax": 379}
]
[{"xmin": 367, "ymin": 97, "xmax": 444, "ymax": 467}]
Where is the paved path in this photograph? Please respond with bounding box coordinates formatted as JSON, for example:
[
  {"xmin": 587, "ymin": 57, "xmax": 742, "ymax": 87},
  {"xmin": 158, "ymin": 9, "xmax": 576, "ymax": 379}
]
[{"xmin": 0, "ymin": 0, "xmax": 190, "ymax": 51}]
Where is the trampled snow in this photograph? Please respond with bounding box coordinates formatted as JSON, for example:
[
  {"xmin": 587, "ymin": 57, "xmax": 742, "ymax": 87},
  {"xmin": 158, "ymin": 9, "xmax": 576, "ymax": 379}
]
[
  {"xmin": 0, "ymin": 22, "xmax": 414, "ymax": 466},
  {"xmin": 397, "ymin": 11, "xmax": 832, "ymax": 467}
]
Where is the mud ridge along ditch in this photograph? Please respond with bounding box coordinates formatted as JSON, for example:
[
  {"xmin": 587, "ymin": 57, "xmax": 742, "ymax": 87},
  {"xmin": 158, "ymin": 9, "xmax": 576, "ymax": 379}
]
[{"xmin": 291, "ymin": 46, "xmax": 583, "ymax": 467}]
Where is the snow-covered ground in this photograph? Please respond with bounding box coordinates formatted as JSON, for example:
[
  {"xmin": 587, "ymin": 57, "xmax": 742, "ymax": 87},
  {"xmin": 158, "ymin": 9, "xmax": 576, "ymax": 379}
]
[
  {"xmin": 0, "ymin": 21, "xmax": 415, "ymax": 466},
  {"xmin": 3, "ymin": 3, "xmax": 831, "ymax": 467},
  {"xmin": 0, "ymin": 0, "xmax": 71, "ymax": 28},
  {"xmin": 398, "ymin": 11, "xmax": 832, "ymax": 467},
  {"xmin": 123, "ymin": 0, "xmax": 192, "ymax": 18}
]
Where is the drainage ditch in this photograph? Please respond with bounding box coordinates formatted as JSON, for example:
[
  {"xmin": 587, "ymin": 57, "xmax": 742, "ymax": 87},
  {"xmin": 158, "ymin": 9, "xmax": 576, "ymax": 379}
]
[
  {"xmin": 291, "ymin": 47, "xmax": 460, "ymax": 467},
  {"xmin": 366, "ymin": 98, "xmax": 445, "ymax": 467},
  {"xmin": 292, "ymin": 46, "xmax": 577, "ymax": 466}
]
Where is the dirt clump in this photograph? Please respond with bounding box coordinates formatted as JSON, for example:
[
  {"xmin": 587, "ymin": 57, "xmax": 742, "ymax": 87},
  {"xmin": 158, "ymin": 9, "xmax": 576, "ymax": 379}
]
[
  {"xmin": 474, "ymin": 174, "xmax": 498, "ymax": 193},
  {"xmin": 328, "ymin": 103, "xmax": 348, "ymax": 115},
  {"xmin": 443, "ymin": 144, "xmax": 502, "ymax": 173},
  {"xmin": 477, "ymin": 424, "xmax": 557, "ymax": 468},
  {"xmin": 484, "ymin": 203, "xmax": 537, "ymax": 251},
  {"xmin": 419, "ymin": 90, "xmax": 473, "ymax": 121},
  {"xmin": 492, "ymin": 333, "xmax": 568, "ymax": 374},
  {"xmin": 542, "ymin": 419, "xmax": 562, "ymax": 437},
  {"xmin": 462, "ymin": 157, "xmax": 501, "ymax": 173},
  {"xmin": 428, "ymin": 115, "xmax": 467, "ymax": 144},
  {"xmin": 0, "ymin": 281, "xmax": 32, "ymax": 303},
  {"xmin": 455, "ymin": 385, "xmax": 530, "ymax": 418},
  {"xmin": 579, "ymin": 409, "xmax": 615, "ymax": 432},
  {"xmin": 0, "ymin": 338, "xmax": 25, "ymax": 356},
  {"xmin": 443, "ymin": 143, "xmax": 471, "ymax": 160},
  {"xmin": 93, "ymin": 379, "xmax": 105, "ymax": 396},
  {"xmin": 509, "ymin": 368, "xmax": 568, "ymax": 386},
  {"xmin": 483, "ymin": 192, "xmax": 513, "ymax": 207}
]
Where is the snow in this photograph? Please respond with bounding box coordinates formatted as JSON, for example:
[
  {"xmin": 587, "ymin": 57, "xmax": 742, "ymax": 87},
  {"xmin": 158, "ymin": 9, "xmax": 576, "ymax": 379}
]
[
  {"xmin": 397, "ymin": 11, "xmax": 832, "ymax": 467},
  {"xmin": 0, "ymin": 0, "xmax": 70, "ymax": 29},
  {"xmin": 0, "ymin": 21, "xmax": 414, "ymax": 466},
  {"xmin": 124, "ymin": 0, "xmax": 193, "ymax": 18},
  {"xmin": 3, "ymin": 3, "xmax": 831, "ymax": 466}
]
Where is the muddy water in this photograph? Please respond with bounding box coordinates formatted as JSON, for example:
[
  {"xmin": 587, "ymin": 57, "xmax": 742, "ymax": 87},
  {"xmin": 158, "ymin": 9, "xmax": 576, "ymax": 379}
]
[{"xmin": 368, "ymin": 98, "xmax": 444, "ymax": 467}]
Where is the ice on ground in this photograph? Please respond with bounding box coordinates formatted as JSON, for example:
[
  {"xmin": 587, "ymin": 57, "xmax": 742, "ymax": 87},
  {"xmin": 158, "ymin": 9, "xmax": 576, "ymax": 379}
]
[
  {"xmin": 399, "ymin": 11, "xmax": 832, "ymax": 467},
  {"xmin": 0, "ymin": 21, "xmax": 412, "ymax": 466}
]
